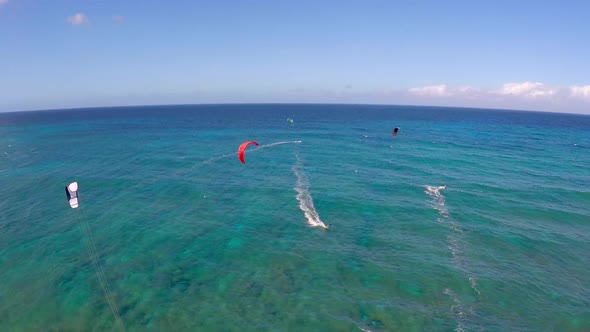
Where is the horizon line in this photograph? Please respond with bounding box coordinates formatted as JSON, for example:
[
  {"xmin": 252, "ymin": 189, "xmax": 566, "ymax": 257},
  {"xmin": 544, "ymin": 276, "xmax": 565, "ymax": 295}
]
[{"xmin": 1, "ymin": 102, "xmax": 587, "ymax": 117}]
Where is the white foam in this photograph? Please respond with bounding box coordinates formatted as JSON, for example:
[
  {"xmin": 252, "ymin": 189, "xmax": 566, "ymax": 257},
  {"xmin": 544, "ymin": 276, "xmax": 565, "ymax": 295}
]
[
  {"xmin": 424, "ymin": 185, "xmax": 449, "ymax": 217},
  {"xmin": 424, "ymin": 184, "xmax": 447, "ymax": 198},
  {"xmin": 293, "ymin": 152, "xmax": 328, "ymax": 229},
  {"xmin": 468, "ymin": 275, "xmax": 480, "ymax": 295}
]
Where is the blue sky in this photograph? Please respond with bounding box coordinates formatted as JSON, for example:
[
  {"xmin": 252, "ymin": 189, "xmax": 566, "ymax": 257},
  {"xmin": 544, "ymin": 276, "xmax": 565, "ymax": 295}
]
[{"xmin": 1, "ymin": 0, "xmax": 589, "ymax": 113}]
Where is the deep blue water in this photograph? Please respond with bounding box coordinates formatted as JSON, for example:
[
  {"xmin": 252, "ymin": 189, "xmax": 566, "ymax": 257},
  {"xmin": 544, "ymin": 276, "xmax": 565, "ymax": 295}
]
[{"xmin": 1, "ymin": 104, "xmax": 589, "ymax": 331}]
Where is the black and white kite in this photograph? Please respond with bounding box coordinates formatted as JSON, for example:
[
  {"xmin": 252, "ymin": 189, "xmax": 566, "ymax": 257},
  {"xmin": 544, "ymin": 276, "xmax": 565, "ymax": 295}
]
[{"xmin": 65, "ymin": 182, "xmax": 79, "ymax": 208}]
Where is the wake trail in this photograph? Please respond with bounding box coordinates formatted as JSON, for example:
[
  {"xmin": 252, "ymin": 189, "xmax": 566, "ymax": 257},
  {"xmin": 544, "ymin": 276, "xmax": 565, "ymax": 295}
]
[
  {"xmin": 425, "ymin": 185, "xmax": 480, "ymax": 329},
  {"xmin": 443, "ymin": 288, "xmax": 466, "ymax": 332},
  {"xmin": 293, "ymin": 152, "xmax": 328, "ymax": 229},
  {"xmin": 424, "ymin": 185, "xmax": 480, "ymax": 295}
]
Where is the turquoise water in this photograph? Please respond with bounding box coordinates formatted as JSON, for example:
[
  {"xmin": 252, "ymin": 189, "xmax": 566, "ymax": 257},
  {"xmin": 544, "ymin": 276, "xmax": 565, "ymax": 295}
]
[{"xmin": 1, "ymin": 104, "xmax": 589, "ymax": 331}]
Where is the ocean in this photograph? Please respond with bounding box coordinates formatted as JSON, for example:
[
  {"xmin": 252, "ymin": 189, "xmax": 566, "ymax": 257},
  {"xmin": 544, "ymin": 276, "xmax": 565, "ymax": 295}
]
[{"xmin": 0, "ymin": 104, "xmax": 589, "ymax": 331}]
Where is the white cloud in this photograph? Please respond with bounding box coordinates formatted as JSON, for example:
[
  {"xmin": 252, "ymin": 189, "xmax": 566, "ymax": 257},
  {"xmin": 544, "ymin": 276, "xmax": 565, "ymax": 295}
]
[
  {"xmin": 408, "ymin": 84, "xmax": 449, "ymax": 97},
  {"xmin": 403, "ymin": 82, "xmax": 590, "ymax": 113},
  {"xmin": 499, "ymin": 82, "xmax": 556, "ymax": 97},
  {"xmin": 67, "ymin": 13, "xmax": 89, "ymax": 26},
  {"xmin": 0, "ymin": 0, "xmax": 8, "ymax": 7},
  {"xmin": 408, "ymin": 82, "xmax": 587, "ymax": 100},
  {"xmin": 570, "ymin": 85, "xmax": 590, "ymax": 99},
  {"xmin": 112, "ymin": 15, "xmax": 125, "ymax": 24},
  {"xmin": 408, "ymin": 85, "xmax": 482, "ymax": 97}
]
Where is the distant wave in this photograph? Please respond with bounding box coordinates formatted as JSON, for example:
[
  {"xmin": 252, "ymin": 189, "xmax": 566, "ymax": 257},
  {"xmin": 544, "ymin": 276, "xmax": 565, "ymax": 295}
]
[{"xmin": 293, "ymin": 152, "xmax": 328, "ymax": 229}]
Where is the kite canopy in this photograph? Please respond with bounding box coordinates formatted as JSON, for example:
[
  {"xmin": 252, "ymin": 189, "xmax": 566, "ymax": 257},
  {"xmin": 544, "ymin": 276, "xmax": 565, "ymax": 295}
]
[
  {"xmin": 65, "ymin": 182, "xmax": 79, "ymax": 208},
  {"xmin": 238, "ymin": 141, "xmax": 259, "ymax": 164}
]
